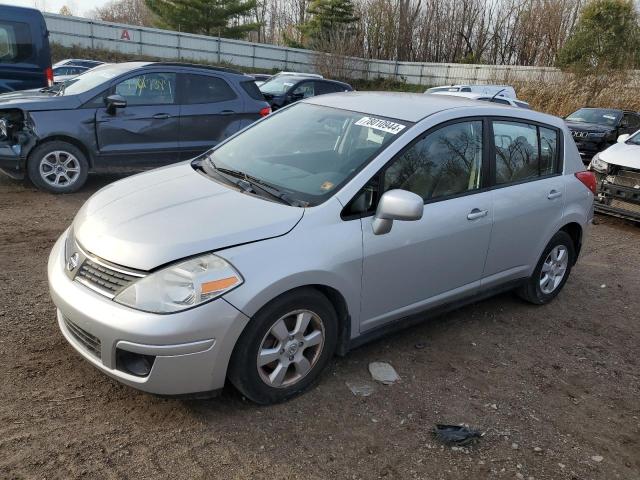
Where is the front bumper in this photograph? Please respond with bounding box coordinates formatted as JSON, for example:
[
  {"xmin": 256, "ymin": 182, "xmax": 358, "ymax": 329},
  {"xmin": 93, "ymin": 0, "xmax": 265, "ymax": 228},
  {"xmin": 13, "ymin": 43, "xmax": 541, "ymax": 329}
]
[
  {"xmin": 0, "ymin": 144, "xmax": 25, "ymax": 177},
  {"xmin": 48, "ymin": 233, "xmax": 250, "ymax": 395},
  {"xmin": 594, "ymin": 172, "xmax": 640, "ymax": 222}
]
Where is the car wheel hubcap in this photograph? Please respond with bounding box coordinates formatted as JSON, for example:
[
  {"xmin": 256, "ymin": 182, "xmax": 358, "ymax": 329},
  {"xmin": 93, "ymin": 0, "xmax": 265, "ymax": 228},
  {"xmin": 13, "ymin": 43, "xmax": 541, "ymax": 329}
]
[
  {"xmin": 539, "ymin": 245, "xmax": 569, "ymax": 294},
  {"xmin": 257, "ymin": 309, "xmax": 325, "ymax": 388},
  {"xmin": 39, "ymin": 150, "xmax": 80, "ymax": 187}
]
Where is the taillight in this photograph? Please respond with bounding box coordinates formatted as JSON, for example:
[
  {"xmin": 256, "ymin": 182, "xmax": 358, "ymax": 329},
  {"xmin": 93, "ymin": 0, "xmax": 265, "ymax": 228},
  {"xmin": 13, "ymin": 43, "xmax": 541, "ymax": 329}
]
[
  {"xmin": 44, "ymin": 66, "xmax": 53, "ymax": 87},
  {"xmin": 575, "ymin": 171, "xmax": 596, "ymax": 195},
  {"xmin": 259, "ymin": 106, "xmax": 271, "ymax": 117}
]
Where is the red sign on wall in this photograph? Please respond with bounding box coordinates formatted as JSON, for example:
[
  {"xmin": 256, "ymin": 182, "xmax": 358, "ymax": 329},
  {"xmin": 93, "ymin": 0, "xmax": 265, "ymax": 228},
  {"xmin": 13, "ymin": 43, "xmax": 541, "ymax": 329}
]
[{"xmin": 120, "ymin": 29, "xmax": 131, "ymax": 41}]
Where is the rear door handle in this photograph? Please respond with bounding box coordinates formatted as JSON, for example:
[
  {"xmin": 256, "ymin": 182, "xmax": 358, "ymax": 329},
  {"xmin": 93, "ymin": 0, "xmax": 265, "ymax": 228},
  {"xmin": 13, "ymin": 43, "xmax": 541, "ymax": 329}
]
[
  {"xmin": 467, "ymin": 208, "xmax": 488, "ymax": 220},
  {"xmin": 152, "ymin": 113, "xmax": 171, "ymax": 119},
  {"xmin": 220, "ymin": 110, "xmax": 236, "ymax": 116},
  {"xmin": 547, "ymin": 190, "xmax": 563, "ymax": 200}
]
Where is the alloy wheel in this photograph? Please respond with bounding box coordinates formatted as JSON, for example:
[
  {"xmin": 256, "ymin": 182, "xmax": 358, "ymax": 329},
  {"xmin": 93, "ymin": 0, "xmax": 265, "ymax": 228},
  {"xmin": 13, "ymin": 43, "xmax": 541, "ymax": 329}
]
[
  {"xmin": 39, "ymin": 150, "xmax": 81, "ymax": 187},
  {"xmin": 539, "ymin": 245, "xmax": 569, "ymax": 294},
  {"xmin": 257, "ymin": 309, "xmax": 325, "ymax": 388}
]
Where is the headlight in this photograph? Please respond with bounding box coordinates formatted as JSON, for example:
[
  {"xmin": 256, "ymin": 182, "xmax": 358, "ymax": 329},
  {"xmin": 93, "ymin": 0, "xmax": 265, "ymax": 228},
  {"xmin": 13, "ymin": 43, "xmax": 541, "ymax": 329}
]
[
  {"xmin": 589, "ymin": 153, "xmax": 609, "ymax": 173},
  {"xmin": 114, "ymin": 254, "xmax": 243, "ymax": 313}
]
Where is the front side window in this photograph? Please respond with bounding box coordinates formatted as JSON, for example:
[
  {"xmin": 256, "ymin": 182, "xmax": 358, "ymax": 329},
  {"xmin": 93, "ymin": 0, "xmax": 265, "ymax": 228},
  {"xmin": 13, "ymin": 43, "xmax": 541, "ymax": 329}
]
[
  {"xmin": 0, "ymin": 21, "xmax": 32, "ymax": 64},
  {"xmin": 292, "ymin": 82, "xmax": 315, "ymax": 98},
  {"xmin": 204, "ymin": 103, "xmax": 410, "ymax": 205},
  {"xmin": 384, "ymin": 121, "xmax": 483, "ymax": 201},
  {"xmin": 183, "ymin": 74, "xmax": 236, "ymax": 104},
  {"xmin": 114, "ymin": 72, "xmax": 176, "ymax": 105},
  {"xmin": 494, "ymin": 121, "xmax": 559, "ymax": 184}
]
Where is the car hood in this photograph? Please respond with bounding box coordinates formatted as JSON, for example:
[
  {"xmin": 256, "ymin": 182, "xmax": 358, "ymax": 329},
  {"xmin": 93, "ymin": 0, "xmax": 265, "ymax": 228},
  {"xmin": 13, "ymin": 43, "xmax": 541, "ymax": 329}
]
[
  {"xmin": 564, "ymin": 121, "xmax": 615, "ymax": 133},
  {"xmin": 0, "ymin": 90, "xmax": 81, "ymax": 110},
  {"xmin": 599, "ymin": 142, "xmax": 640, "ymax": 170},
  {"xmin": 73, "ymin": 162, "xmax": 304, "ymax": 271}
]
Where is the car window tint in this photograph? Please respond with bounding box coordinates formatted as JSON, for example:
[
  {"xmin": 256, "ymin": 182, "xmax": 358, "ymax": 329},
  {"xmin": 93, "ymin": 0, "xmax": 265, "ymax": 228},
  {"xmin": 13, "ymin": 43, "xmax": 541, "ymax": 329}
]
[
  {"xmin": 293, "ymin": 82, "xmax": 315, "ymax": 98},
  {"xmin": 114, "ymin": 72, "xmax": 176, "ymax": 105},
  {"xmin": 539, "ymin": 127, "xmax": 557, "ymax": 175},
  {"xmin": 0, "ymin": 20, "xmax": 33, "ymax": 63},
  {"xmin": 314, "ymin": 81, "xmax": 337, "ymax": 95},
  {"xmin": 183, "ymin": 74, "xmax": 236, "ymax": 104},
  {"xmin": 384, "ymin": 121, "xmax": 483, "ymax": 201},
  {"xmin": 494, "ymin": 121, "xmax": 539, "ymax": 184}
]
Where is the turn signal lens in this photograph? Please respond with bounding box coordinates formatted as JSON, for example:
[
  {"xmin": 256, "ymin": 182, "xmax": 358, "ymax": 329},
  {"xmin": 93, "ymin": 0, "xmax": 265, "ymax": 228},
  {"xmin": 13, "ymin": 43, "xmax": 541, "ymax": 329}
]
[{"xmin": 259, "ymin": 106, "xmax": 271, "ymax": 117}]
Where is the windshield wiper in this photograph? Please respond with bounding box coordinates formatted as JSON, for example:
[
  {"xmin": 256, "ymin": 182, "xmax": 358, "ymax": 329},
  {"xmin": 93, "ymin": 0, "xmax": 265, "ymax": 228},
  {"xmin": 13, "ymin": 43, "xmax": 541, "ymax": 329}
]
[{"xmin": 209, "ymin": 161, "xmax": 305, "ymax": 207}]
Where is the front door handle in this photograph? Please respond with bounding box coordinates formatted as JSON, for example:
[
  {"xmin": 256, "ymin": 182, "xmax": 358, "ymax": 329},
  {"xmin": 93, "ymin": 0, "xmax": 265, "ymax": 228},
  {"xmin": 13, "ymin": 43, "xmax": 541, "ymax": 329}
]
[
  {"xmin": 547, "ymin": 190, "xmax": 563, "ymax": 200},
  {"xmin": 152, "ymin": 113, "xmax": 171, "ymax": 119},
  {"xmin": 220, "ymin": 110, "xmax": 236, "ymax": 116},
  {"xmin": 467, "ymin": 208, "xmax": 488, "ymax": 220}
]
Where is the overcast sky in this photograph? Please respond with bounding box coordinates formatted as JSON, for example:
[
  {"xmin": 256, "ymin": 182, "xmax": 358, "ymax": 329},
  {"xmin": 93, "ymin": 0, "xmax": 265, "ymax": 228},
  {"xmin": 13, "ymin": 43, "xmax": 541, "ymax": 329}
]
[{"xmin": 1, "ymin": 0, "xmax": 111, "ymax": 17}]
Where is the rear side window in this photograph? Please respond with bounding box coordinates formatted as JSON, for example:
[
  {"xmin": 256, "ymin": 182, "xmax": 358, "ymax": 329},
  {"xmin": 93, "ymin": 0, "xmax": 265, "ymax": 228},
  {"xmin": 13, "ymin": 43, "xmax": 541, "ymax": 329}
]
[
  {"xmin": 183, "ymin": 74, "xmax": 236, "ymax": 104},
  {"xmin": 493, "ymin": 121, "xmax": 559, "ymax": 184},
  {"xmin": 384, "ymin": 120, "xmax": 483, "ymax": 201},
  {"xmin": 241, "ymin": 80, "xmax": 265, "ymax": 101},
  {"xmin": 0, "ymin": 20, "xmax": 33, "ymax": 64},
  {"xmin": 314, "ymin": 81, "xmax": 340, "ymax": 95},
  {"xmin": 114, "ymin": 72, "xmax": 176, "ymax": 105}
]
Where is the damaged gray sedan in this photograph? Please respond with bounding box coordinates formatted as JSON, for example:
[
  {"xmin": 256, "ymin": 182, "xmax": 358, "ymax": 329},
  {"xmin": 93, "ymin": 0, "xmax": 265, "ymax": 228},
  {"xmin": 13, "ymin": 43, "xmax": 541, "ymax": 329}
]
[{"xmin": 0, "ymin": 62, "xmax": 270, "ymax": 193}]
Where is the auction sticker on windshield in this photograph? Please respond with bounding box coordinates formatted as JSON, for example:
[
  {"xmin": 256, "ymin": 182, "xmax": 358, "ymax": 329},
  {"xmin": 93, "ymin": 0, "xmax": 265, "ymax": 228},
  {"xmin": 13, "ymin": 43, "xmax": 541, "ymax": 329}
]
[{"xmin": 355, "ymin": 117, "xmax": 406, "ymax": 135}]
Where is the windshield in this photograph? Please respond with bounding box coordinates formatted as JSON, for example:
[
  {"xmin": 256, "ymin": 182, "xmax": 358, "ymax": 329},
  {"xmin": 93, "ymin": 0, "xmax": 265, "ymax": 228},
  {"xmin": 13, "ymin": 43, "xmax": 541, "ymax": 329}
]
[
  {"xmin": 259, "ymin": 76, "xmax": 298, "ymax": 95},
  {"xmin": 204, "ymin": 103, "xmax": 411, "ymax": 205},
  {"xmin": 627, "ymin": 131, "xmax": 640, "ymax": 145},
  {"xmin": 566, "ymin": 108, "xmax": 622, "ymax": 127},
  {"xmin": 59, "ymin": 64, "xmax": 129, "ymax": 96}
]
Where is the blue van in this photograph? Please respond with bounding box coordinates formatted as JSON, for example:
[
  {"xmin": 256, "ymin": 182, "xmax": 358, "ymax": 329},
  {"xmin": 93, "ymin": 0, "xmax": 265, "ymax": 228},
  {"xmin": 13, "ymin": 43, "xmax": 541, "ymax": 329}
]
[{"xmin": 0, "ymin": 5, "xmax": 52, "ymax": 93}]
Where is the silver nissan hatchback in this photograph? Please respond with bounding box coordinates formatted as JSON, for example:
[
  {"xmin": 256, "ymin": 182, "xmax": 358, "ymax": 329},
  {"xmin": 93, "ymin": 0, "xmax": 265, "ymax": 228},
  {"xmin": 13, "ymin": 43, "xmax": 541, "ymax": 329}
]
[{"xmin": 48, "ymin": 93, "xmax": 595, "ymax": 404}]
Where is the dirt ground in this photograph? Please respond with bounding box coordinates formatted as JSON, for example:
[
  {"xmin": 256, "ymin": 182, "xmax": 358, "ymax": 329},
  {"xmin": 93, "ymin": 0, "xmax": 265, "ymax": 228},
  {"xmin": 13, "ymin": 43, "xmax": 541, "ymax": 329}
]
[{"xmin": 0, "ymin": 172, "xmax": 639, "ymax": 480}]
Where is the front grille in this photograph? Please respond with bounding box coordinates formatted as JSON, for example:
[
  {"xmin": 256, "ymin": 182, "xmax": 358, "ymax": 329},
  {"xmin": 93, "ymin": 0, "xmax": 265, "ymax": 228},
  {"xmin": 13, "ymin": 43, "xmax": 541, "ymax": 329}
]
[
  {"xmin": 64, "ymin": 317, "xmax": 101, "ymax": 359},
  {"xmin": 76, "ymin": 258, "xmax": 139, "ymax": 298},
  {"xmin": 610, "ymin": 199, "xmax": 640, "ymax": 215}
]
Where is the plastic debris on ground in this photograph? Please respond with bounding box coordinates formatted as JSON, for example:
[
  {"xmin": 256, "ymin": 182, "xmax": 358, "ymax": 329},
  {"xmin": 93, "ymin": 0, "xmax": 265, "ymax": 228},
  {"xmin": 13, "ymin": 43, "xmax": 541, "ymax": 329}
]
[
  {"xmin": 368, "ymin": 362, "xmax": 400, "ymax": 385},
  {"xmin": 433, "ymin": 424, "xmax": 484, "ymax": 446},
  {"xmin": 346, "ymin": 381, "xmax": 375, "ymax": 397}
]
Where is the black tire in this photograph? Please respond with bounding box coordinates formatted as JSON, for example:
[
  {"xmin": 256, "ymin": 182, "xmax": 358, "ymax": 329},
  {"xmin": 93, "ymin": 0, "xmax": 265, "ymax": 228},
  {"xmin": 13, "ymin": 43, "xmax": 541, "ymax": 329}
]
[
  {"xmin": 228, "ymin": 288, "xmax": 338, "ymax": 405},
  {"xmin": 517, "ymin": 231, "xmax": 575, "ymax": 305},
  {"xmin": 27, "ymin": 141, "xmax": 89, "ymax": 193}
]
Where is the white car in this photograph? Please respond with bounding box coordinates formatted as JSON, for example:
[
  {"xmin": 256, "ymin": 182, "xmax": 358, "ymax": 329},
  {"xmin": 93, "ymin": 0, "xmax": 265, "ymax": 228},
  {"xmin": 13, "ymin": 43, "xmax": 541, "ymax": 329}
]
[
  {"xmin": 588, "ymin": 131, "xmax": 640, "ymax": 221},
  {"xmin": 426, "ymin": 84, "xmax": 517, "ymax": 98},
  {"xmin": 429, "ymin": 91, "xmax": 530, "ymax": 109}
]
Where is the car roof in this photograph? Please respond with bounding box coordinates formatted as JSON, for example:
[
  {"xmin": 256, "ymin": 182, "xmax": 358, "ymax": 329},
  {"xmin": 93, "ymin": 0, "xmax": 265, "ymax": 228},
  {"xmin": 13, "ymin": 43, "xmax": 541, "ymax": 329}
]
[{"xmin": 304, "ymin": 91, "xmax": 557, "ymax": 124}]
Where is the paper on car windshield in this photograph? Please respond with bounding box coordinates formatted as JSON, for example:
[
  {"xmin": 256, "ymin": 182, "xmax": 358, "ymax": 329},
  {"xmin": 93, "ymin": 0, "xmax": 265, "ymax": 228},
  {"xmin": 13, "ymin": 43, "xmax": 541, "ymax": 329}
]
[
  {"xmin": 355, "ymin": 117, "xmax": 406, "ymax": 135},
  {"xmin": 603, "ymin": 115, "xmax": 616, "ymax": 120}
]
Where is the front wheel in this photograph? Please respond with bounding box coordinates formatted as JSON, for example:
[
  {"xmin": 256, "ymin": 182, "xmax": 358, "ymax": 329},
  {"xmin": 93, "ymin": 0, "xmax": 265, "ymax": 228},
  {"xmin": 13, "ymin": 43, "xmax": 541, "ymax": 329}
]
[
  {"xmin": 517, "ymin": 231, "xmax": 575, "ymax": 304},
  {"xmin": 228, "ymin": 288, "xmax": 338, "ymax": 404},
  {"xmin": 27, "ymin": 141, "xmax": 89, "ymax": 193}
]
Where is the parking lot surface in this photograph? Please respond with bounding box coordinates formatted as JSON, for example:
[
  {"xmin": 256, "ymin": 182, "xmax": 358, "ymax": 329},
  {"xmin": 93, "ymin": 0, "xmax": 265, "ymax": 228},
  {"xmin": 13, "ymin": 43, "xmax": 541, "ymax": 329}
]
[{"xmin": 1, "ymin": 173, "xmax": 638, "ymax": 480}]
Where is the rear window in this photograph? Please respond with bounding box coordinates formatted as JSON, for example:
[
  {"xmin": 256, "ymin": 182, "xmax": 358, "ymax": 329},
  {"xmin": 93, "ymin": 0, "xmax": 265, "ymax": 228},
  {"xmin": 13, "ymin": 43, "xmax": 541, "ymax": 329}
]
[
  {"xmin": 0, "ymin": 20, "xmax": 33, "ymax": 64},
  {"xmin": 241, "ymin": 80, "xmax": 265, "ymax": 100},
  {"xmin": 183, "ymin": 74, "xmax": 236, "ymax": 104}
]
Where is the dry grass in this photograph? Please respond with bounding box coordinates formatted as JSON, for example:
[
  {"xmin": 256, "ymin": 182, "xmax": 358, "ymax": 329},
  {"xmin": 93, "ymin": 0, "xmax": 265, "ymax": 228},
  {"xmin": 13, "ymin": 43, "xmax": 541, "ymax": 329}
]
[{"xmin": 514, "ymin": 72, "xmax": 640, "ymax": 116}]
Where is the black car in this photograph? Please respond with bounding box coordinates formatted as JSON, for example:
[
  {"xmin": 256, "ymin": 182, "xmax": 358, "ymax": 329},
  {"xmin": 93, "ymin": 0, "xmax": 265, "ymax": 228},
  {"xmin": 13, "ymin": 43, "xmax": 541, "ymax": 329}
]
[
  {"xmin": 565, "ymin": 108, "xmax": 640, "ymax": 162},
  {"xmin": 0, "ymin": 5, "xmax": 52, "ymax": 93},
  {"xmin": 259, "ymin": 76, "xmax": 352, "ymax": 110},
  {"xmin": 0, "ymin": 62, "xmax": 270, "ymax": 193}
]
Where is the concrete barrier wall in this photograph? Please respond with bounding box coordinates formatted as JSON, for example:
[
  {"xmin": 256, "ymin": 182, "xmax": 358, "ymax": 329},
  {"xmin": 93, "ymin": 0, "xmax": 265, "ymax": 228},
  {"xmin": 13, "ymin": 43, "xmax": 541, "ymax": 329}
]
[{"xmin": 44, "ymin": 12, "xmax": 566, "ymax": 86}]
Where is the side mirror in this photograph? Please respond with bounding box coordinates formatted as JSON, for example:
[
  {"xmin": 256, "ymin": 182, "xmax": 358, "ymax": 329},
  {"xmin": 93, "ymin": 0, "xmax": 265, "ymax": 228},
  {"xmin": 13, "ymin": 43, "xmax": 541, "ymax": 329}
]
[
  {"xmin": 617, "ymin": 134, "xmax": 630, "ymax": 143},
  {"xmin": 105, "ymin": 94, "xmax": 127, "ymax": 114},
  {"xmin": 289, "ymin": 92, "xmax": 304, "ymax": 102},
  {"xmin": 372, "ymin": 189, "xmax": 423, "ymax": 235}
]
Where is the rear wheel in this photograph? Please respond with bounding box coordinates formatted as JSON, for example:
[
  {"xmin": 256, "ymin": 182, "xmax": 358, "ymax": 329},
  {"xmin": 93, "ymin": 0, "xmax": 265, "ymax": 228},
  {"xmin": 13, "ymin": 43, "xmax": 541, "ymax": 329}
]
[
  {"xmin": 517, "ymin": 231, "xmax": 575, "ymax": 304},
  {"xmin": 27, "ymin": 141, "xmax": 88, "ymax": 193},
  {"xmin": 228, "ymin": 288, "xmax": 338, "ymax": 404}
]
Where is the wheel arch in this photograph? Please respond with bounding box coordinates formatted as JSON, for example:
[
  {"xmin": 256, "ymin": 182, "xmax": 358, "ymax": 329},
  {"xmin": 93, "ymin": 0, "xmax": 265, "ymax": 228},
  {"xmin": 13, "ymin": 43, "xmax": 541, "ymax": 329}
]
[
  {"xmin": 559, "ymin": 222, "xmax": 583, "ymax": 264},
  {"xmin": 29, "ymin": 135, "xmax": 94, "ymax": 167}
]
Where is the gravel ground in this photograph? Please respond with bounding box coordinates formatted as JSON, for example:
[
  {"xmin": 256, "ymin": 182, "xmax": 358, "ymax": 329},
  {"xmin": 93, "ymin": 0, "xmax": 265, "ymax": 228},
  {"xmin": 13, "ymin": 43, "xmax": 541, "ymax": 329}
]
[{"xmin": 1, "ymin": 173, "xmax": 639, "ymax": 480}]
